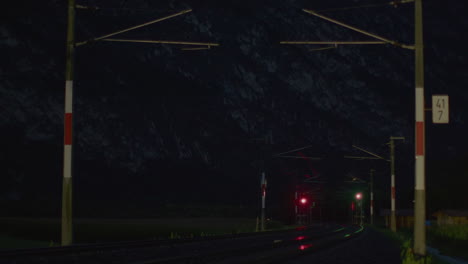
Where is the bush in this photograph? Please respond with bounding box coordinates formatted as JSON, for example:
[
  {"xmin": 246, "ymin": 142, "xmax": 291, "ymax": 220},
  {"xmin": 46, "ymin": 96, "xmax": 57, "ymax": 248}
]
[
  {"xmin": 428, "ymin": 224, "xmax": 468, "ymax": 260},
  {"xmin": 431, "ymin": 224, "xmax": 468, "ymax": 240},
  {"xmin": 401, "ymin": 239, "xmax": 433, "ymax": 264}
]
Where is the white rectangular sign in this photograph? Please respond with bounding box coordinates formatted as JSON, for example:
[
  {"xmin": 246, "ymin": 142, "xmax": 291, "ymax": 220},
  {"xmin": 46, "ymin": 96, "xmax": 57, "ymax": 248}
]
[{"xmin": 432, "ymin": 95, "xmax": 449, "ymax": 124}]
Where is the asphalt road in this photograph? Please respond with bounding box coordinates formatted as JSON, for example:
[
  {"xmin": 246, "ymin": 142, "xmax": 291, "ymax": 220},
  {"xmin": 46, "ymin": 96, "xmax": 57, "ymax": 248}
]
[{"xmin": 284, "ymin": 227, "xmax": 401, "ymax": 264}]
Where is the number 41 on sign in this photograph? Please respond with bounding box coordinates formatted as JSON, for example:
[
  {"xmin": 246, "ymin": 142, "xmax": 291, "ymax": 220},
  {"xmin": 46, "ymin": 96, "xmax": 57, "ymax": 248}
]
[{"xmin": 432, "ymin": 95, "xmax": 449, "ymax": 124}]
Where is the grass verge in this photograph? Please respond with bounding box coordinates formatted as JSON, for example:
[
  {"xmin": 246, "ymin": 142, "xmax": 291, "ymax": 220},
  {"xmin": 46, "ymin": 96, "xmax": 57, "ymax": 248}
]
[
  {"xmin": 0, "ymin": 235, "xmax": 51, "ymax": 249},
  {"xmin": 372, "ymin": 226, "xmax": 450, "ymax": 264},
  {"xmin": 0, "ymin": 217, "xmax": 287, "ymax": 249},
  {"xmin": 427, "ymin": 224, "xmax": 468, "ymax": 261}
]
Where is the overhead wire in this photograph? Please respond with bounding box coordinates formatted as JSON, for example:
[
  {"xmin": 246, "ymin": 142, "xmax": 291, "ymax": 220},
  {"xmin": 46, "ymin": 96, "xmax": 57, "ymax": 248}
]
[
  {"xmin": 316, "ymin": 3, "xmax": 390, "ymax": 13},
  {"xmin": 83, "ymin": 7, "xmax": 183, "ymax": 13},
  {"xmin": 309, "ymin": 45, "xmax": 337, "ymax": 52},
  {"xmin": 316, "ymin": 0, "xmax": 414, "ymax": 13},
  {"xmin": 75, "ymin": 9, "xmax": 193, "ymax": 46},
  {"xmin": 76, "ymin": 3, "xmax": 188, "ymax": 17},
  {"xmin": 299, "ymin": 9, "xmax": 414, "ymax": 49}
]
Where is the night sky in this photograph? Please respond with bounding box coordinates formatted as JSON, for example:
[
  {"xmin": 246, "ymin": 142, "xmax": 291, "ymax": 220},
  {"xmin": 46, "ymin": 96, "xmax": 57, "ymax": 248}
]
[{"xmin": 1, "ymin": 0, "xmax": 467, "ymax": 222}]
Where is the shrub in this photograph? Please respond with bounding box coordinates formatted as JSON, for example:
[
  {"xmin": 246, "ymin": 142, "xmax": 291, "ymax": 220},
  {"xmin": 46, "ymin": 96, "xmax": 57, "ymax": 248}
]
[
  {"xmin": 401, "ymin": 239, "xmax": 433, "ymax": 264},
  {"xmin": 431, "ymin": 224, "xmax": 468, "ymax": 240}
]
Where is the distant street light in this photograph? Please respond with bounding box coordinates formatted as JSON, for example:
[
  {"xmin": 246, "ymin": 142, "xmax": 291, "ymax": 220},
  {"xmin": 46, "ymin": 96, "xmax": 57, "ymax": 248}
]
[
  {"xmin": 355, "ymin": 192, "xmax": 363, "ymax": 225},
  {"xmin": 348, "ymin": 138, "xmax": 403, "ymax": 232},
  {"xmin": 355, "ymin": 193, "xmax": 362, "ymax": 200},
  {"xmin": 296, "ymin": 194, "xmax": 311, "ymax": 225},
  {"xmin": 344, "ymin": 170, "xmax": 375, "ymax": 224},
  {"xmin": 274, "ymin": 144, "xmax": 322, "ymax": 224}
]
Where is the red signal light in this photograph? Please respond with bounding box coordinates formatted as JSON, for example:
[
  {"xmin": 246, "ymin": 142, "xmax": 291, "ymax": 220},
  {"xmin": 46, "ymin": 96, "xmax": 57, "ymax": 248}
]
[
  {"xmin": 300, "ymin": 197, "xmax": 307, "ymax": 204},
  {"xmin": 299, "ymin": 244, "xmax": 313, "ymax": 251},
  {"xmin": 356, "ymin": 193, "xmax": 362, "ymax": 200}
]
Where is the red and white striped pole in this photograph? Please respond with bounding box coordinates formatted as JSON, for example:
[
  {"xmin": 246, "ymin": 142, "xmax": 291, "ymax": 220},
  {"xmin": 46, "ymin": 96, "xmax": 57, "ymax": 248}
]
[
  {"xmin": 62, "ymin": 0, "xmax": 75, "ymax": 246},
  {"xmin": 370, "ymin": 169, "xmax": 374, "ymax": 225},
  {"xmin": 414, "ymin": 0, "xmax": 426, "ymax": 255},
  {"xmin": 370, "ymin": 193, "xmax": 374, "ymax": 223},
  {"xmin": 389, "ymin": 136, "xmax": 404, "ymax": 231},
  {"xmin": 294, "ymin": 191, "xmax": 298, "ymax": 224},
  {"xmin": 390, "ymin": 139, "xmax": 397, "ymax": 232},
  {"xmin": 260, "ymin": 172, "xmax": 267, "ymax": 231}
]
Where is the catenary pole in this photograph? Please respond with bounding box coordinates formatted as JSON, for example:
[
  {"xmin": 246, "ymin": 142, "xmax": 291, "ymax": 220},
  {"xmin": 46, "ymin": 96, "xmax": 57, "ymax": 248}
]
[
  {"xmin": 370, "ymin": 169, "xmax": 375, "ymax": 225},
  {"xmin": 360, "ymin": 196, "xmax": 363, "ymax": 225},
  {"xmin": 414, "ymin": 0, "xmax": 426, "ymax": 256},
  {"xmin": 62, "ymin": 0, "xmax": 75, "ymax": 246},
  {"xmin": 295, "ymin": 191, "xmax": 298, "ymax": 224},
  {"xmin": 261, "ymin": 172, "xmax": 266, "ymax": 231},
  {"xmin": 390, "ymin": 138, "xmax": 397, "ymax": 232},
  {"xmin": 389, "ymin": 136, "xmax": 404, "ymax": 232}
]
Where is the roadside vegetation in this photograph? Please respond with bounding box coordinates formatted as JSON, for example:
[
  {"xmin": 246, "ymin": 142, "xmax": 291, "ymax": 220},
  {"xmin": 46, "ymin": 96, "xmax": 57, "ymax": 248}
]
[
  {"xmin": 427, "ymin": 224, "xmax": 468, "ymax": 261},
  {"xmin": 0, "ymin": 217, "xmax": 288, "ymax": 249},
  {"xmin": 373, "ymin": 226, "xmax": 448, "ymax": 264}
]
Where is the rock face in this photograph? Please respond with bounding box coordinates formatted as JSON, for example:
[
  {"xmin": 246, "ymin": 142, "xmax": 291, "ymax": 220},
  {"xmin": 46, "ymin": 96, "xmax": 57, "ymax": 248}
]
[{"xmin": 1, "ymin": 0, "xmax": 467, "ymax": 216}]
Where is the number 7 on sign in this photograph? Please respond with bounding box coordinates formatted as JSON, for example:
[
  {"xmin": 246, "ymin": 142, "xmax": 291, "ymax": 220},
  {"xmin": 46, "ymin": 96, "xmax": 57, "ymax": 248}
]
[{"xmin": 432, "ymin": 95, "xmax": 449, "ymax": 124}]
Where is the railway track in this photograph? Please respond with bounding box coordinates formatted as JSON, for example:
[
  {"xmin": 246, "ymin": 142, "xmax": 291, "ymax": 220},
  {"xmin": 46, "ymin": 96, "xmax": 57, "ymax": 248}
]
[{"xmin": 0, "ymin": 224, "xmax": 364, "ymax": 264}]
